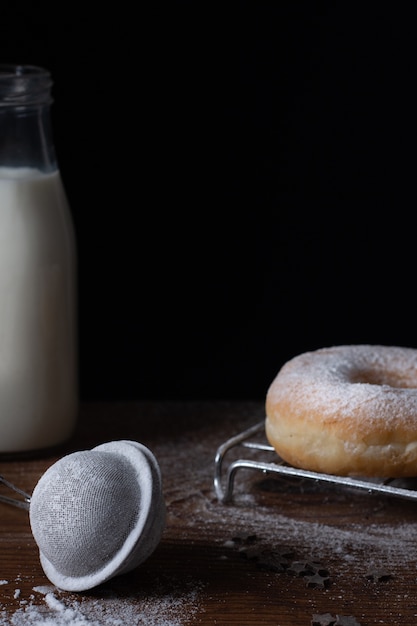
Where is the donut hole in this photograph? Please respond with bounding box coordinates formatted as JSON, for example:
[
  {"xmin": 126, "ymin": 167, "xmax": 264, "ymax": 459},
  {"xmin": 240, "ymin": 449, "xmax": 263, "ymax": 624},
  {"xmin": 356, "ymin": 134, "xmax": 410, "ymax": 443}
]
[{"xmin": 349, "ymin": 367, "xmax": 417, "ymax": 389}]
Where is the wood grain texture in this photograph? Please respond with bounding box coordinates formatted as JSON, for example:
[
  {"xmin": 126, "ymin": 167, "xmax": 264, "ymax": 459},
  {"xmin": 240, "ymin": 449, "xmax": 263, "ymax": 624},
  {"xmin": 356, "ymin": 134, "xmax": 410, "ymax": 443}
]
[{"xmin": 1, "ymin": 401, "xmax": 417, "ymax": 625}]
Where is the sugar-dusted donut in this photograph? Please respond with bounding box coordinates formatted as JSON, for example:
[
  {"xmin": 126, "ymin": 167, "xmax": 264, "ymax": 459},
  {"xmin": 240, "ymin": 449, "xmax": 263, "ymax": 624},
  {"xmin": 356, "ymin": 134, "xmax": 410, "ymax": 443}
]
[{"xmin": 265, "ymin": 345, "xmax": 417, "ymax": 477}]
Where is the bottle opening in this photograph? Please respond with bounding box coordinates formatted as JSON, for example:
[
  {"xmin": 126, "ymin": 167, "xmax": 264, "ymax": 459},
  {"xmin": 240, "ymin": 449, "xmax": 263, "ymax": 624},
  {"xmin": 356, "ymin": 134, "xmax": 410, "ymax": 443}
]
[{"xmin": 0, "ymin": 64, "xmax": 53, "ymax": 107}]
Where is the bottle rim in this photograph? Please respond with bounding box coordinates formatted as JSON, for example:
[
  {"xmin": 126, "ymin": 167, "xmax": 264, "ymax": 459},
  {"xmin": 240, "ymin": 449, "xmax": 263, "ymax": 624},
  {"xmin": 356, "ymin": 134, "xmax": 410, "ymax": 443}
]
[
  {"xmin": 0, "ymin": 64, "xmax": 50, "ymax": 77},
  {"xmin": 0, "ymin": 64, "xmax": 53, "ymax": 107}
]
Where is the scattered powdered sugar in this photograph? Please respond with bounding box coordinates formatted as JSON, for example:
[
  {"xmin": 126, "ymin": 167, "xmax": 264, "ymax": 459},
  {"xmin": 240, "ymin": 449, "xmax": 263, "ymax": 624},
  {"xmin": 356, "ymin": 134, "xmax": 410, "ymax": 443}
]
[
  {"xmin": 249, "ymin": 509, "xmax": 417, "ymax": 565},
  {"xmin": 229, "ymin": 484, "xmax": 417, "ymax": 562},
  {"xmin": 0, "ymin": 578, "xmax": 204, "ymax": 626}
]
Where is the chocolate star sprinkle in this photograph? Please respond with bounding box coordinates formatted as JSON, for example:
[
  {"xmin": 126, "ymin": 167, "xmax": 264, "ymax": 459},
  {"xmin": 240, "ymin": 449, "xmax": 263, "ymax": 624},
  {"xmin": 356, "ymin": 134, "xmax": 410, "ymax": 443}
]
[
  {"xmin": 305, "ymin": 572, "xmax": 331, "ymax": 588},
  {"xmin": 311, "ymin": 615, "xmax": 361, "ymax": 626},
  {"xmin": 365, "ymin": 568, "xmax": 392, "ymax": 582},
  {"xmin": 309, "ymin": 562, "xmax": 330, "ymax": 577},
  {"xmin": 237, "ymin": 544, "xmax": 260, "ymax": 559},
  {"xmin": 227, "ymin": 532, "xmax": 332, "ymax": 585},
  {"xmin": 231, "ymin": 532, "xmax": 257, "ymax": 545},
  {"xmin": 335, "ymin": 616, "xmax": 362, "ymax": 626},
  {"xmin": 287, "ymin": 560, "xmax": 315, "ymax": 577},
  {"xmin": 256, "ymin": 550, "xmax": 290, "ymax": 573},
  {"xmin": 311, "ymin": 614, "xmax": 336, "ymax": 626},
  {"xmin": 287, "ymin": 559, "xmax": 330, "ymax": 582}
]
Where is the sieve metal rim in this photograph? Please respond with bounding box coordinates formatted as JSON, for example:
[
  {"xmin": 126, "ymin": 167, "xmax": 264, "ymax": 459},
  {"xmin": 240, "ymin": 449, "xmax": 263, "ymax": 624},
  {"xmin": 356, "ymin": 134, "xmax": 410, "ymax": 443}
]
[{"xmin": 30, "ymin": 439, "xmax": 164, "ymax": 592}]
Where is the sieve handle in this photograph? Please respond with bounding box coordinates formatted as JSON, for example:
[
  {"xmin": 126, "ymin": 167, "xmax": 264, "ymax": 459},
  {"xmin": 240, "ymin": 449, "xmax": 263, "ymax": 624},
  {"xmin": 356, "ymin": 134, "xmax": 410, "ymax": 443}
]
[{"xmin": 0, "ymin": 475, "xmax": 31, "ymax": 510}]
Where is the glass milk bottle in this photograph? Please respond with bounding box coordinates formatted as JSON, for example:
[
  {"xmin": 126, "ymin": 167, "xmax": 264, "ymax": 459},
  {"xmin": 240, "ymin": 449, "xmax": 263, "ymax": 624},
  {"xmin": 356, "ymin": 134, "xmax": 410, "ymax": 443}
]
[{"xmin": 0, "ymin": 64, "xmax": 78, "ymax": 455}]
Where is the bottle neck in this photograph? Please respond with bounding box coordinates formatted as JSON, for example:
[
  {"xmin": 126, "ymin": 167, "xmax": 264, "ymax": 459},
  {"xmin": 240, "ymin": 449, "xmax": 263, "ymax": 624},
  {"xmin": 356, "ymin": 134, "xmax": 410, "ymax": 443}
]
[{"xmin": 0, "ymin": 65, "xmax": 58, "ymax": 174}]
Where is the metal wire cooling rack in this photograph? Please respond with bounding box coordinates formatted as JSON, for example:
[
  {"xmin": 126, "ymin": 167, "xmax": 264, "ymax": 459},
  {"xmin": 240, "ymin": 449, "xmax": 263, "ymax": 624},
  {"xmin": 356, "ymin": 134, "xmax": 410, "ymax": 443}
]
[{"xmin": 214, "ymin": 421, "xmax": 417, "ymax": 504}]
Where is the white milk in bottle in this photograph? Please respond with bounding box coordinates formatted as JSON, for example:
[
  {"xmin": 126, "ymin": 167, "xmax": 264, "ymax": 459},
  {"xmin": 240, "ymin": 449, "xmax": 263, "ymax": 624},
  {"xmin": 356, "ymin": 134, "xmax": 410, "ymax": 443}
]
[{"xmin": 0, "ymin": 66, "xmax": 78, "ymax": 454}]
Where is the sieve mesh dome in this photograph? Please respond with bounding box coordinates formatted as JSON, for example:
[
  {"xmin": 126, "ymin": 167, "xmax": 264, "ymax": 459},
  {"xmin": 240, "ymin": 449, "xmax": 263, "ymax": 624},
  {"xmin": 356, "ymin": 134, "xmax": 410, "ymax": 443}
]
[
  {"xmin": 30, "ymin": 451, "xmax": 140, "ymax": 577},
  {"xmin": 29, "ymin": 440, "xmax": 165, "ymax": 592}
]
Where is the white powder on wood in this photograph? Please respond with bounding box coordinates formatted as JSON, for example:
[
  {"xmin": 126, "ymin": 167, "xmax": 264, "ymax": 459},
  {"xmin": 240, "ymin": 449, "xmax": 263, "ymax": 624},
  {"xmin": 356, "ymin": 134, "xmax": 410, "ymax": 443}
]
[{"xmin": 0, "ymin": 579, "xmax": 204, "ymax": 626}]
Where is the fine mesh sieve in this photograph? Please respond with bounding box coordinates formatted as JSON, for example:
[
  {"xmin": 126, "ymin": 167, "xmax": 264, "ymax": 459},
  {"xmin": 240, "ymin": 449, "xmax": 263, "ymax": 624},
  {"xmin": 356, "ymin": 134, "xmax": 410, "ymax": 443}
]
[{"xmin": 0, "ymin": 440, "xmax": 166, "ymax": 592}]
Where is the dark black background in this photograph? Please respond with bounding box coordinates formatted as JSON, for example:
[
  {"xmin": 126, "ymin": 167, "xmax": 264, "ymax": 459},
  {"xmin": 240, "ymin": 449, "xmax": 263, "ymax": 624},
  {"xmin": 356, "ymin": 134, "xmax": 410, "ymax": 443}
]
[{"xmin": 1, "ymin": 3, "xmax": 416, "ymax": 401}]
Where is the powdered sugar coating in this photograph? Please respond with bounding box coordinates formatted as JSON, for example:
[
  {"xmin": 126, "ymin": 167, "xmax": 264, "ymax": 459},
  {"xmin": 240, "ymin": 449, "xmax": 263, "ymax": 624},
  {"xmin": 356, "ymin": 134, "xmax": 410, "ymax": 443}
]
[{"xmin": 265, "ymin": 345, "xmax": 417, "ymax": 477}]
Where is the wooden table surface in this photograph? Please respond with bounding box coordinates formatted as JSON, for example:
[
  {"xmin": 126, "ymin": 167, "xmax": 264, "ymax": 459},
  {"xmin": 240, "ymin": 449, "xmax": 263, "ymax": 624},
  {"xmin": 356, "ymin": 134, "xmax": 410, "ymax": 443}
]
[{"xmin": 1, "ymin": 401, "xmax": 417, "ymax": 625}]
